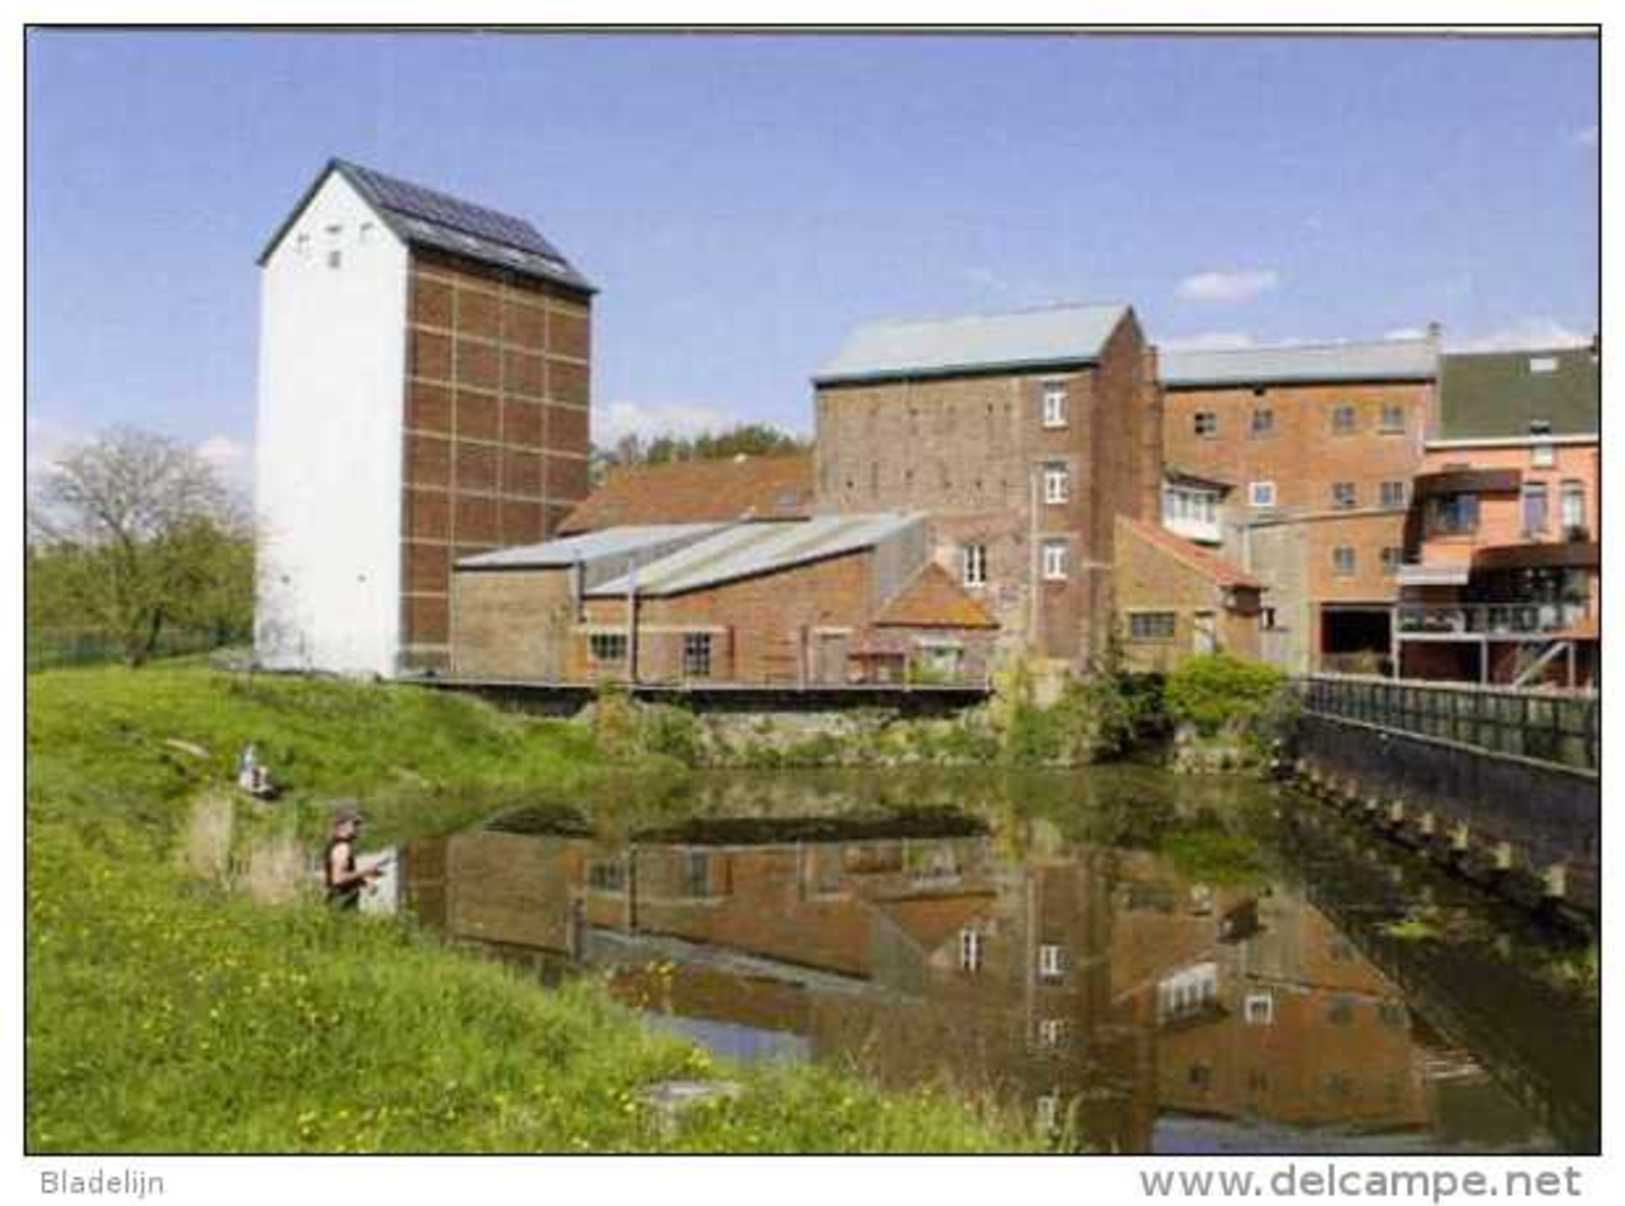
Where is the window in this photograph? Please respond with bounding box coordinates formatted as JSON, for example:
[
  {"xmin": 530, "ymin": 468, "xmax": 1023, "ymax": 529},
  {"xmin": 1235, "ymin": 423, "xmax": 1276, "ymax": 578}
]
[
  {"xmin": 589, "ymin": 632, "xmax": 628, "ymax": 663},
  {"xmin": 1331, "ymin": 404, "xmax": 1357, "ymax": 434},
  {"xmin": 962, "ymin": 543, "xmax": 988, "ymax": 587},
  {"xmin": 1129, "ymin": 612, "xmax": 1176, "ymax": 642},
  {"xmin": 1332, "ymin": 546, "xmax": 1356, "ymax": 577},
  {"xmin": 1380, "ymin": 547, "xmax": 1403, "ymax": 576},
  {"xmin": 1249, "ymin": 481, "xmax": 1276, "ymax": 508},
  {"xmin": 1529, "ymin": 418, "xmax": 1553, "ymax": 435},
  {"xmin": 1529, "ymin": 357, "xmax": 1558, "ymax": 374},
  {"xmin": 1380, "ymin": 480, "xmax": 1407, "ymax": 509},
  {"xmin": 588, "ymin": 859, "xmax": 626, "ymax": 893},
  {"xmin": 1038, "ymin": 944, "xmax": 1064, "ymax": 980},
  {"xmin": 1531, "ymin": 442, "xmax": 1555, "ymax": 468},
  {"xmin": 1561, "ymin": 481, "xmax": 1586, "ymax": 532},
  {"xmin": 1194, "ymin": 411, "xmax": 1218, "ymax": 438},
  {"xmin": 1043, "ymin": 463, "xmax": 1069, "ymax": 504},
  {"xmin": 1380, "ymin": 404, "xmax": 1406, "ymax": 432},
  {"xmin": 1035, "ymin": 1094, "xmax": 1060, "ymax": 1135},
  {"xmin": 1042, "ymin": 381, "xmax": 1068, "ymax": 428},
  {"xmin": 1430, "ymin": 493, "xmax": 1479, "ymax": 534},
  {"xmin": 1331, "ymin": 482, "xmax": 1357, "ymax": 509},
  {"xmin": 959, "ymin": 926, "xmax": 984, "ymax": 972},
  {"xmin": 1244, "ymin": 993, "xmax": 1274, "ymax": 1025},
  {"xmin": 1522, "ymin": 482, "xmax": 1549, "ymax": 534},
  {"xmin": 326, "ymin": 249, "xmax": 343, "ymax": 270},
  {"xmin": 685, "ymin": 851, "xmax": 710, "ymax": 898},
  {"xmin": 1188, "ymin": 1062, "xmax": 1213, "ymax": 1089},
  {"xmin": 682, "ymin": 632, "xmax": 713, "ymax": 678},
  {"xmin": 1037, "ymin": 1018, "xmax": 1066, "ymax": 1048},
  {"xmin": 1250, "ymin": 408, "xmax": 1274, "ymax": 436},
  {"xmin": 1041, "ymin": 540, "xmax": 1068, "ymax": 581},
  {"xmin": 1260, "ymin": 606, "xmax": 1278, "ymax": 631}
]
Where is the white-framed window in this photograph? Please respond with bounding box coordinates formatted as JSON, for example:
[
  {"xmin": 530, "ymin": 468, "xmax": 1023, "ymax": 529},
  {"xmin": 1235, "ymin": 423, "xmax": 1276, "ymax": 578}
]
[
  {"xmin": 962, "ymin": 543, "xmax": 988, "ymax": 587},
  {"xmin": 589, "ymin": 632, "xmax": 628, "ymax": 662},
  {"xmin": 1038, "ymin": 943, "xmax": 1064, "ymax": 980},
  {"xmin": 1249, "ymin": 481, "xmax": 1276, "ymax": 508},
  {"xmin": 1331, "ymin": 404, "xmax": 1357, "ymax": 434},
  {"xmin": 1522, "ymin": 482, "xmax": 1549, "ymax": 534},
  {"xmin": 1331, "ymin": 482, "xmax": 1357, "ymax": 509},
  {"xmin": 1041, "ymin": 540, "xmax": 1068, "ymax": 581},
  {"xmin": 1037, "ymin": 1018, "xmax": 1067, "ymax": 1048},
  {"xmin": 1250, "ymin": 407, "xmax": 1274, "ymax": 436},
  {"xmin": 1529, "ymin": 357, "xmax": 1558, "ymax": 374},
  {"xmin": 1035, "ymin": 1093, "xmax": 1060, "ymax": 1135},
  {"xmin": 1561, "ymin": 481, "xmax": 1586, "ymax": 531},
  {"xmin": 1128, "ymin": 611, "xmax": 1176, "ymax": 642},
  {"xmin": 1331, "ymin": 546, "xmax": 1356, "ymax": 577},
  {"xmin": 1244, "ymin": 993, "xmax": 1275, "ymax": 1025},
  {"xmin": 1194, "ymin": 411, "xmax": 1218, "ymax": 437},
  {"xmin": 958, "ymin": 926, "xmax": 984, "ymax": 972},
  {"xmin": 1532, "ymin": 442, "xmax": 1555, "ymax": 468},
  {"xmin": 1380, "ymin": 480, "xmax": 1407, "ymax": 508},
  {"xmin": 1042, "ymin": 381, "xmax": 1068, "ymax": 428},
  {"xmin": 682, "ymin": 632, "xmax": 713, "ymax": 678},
  {"xmin": 1380, "ymin": 404, "xmax": 1406, "ymax": 432},
  {"xmin": 1043, "ymin": 463, "xmax": 1069, "ymax": 505}
]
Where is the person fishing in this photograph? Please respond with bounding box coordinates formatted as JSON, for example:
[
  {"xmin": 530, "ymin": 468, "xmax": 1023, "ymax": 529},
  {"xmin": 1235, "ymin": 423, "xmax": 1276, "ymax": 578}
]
[{"xmin": 325, "ymin": 804, "xmax": 387, "ymax": 909}]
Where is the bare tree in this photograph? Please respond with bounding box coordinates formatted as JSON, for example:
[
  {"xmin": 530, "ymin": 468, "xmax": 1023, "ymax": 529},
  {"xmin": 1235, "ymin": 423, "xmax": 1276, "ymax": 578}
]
[{"xmin": 29, "ymin": 427, "xmax": 252, "ymax": 667}]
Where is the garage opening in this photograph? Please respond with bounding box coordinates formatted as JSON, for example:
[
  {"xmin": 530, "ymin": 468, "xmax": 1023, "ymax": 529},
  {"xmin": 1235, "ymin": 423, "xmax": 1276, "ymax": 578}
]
[{"xmin": 1319, "ymin": 606, "xmax": 1392, "ymax": 675}]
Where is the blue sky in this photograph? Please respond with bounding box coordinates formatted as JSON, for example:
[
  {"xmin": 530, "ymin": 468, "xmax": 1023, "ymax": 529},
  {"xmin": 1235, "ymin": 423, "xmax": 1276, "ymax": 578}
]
[{"xmin": 26, "ymin": 30, "xmax": 1599, "ymax": 487}]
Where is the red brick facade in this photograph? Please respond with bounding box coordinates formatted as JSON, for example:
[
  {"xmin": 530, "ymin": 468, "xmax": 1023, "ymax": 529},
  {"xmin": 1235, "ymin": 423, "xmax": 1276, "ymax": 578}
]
[{"xmin": 400, "ymin": 248, "xmax": 592, "ymax": 670}]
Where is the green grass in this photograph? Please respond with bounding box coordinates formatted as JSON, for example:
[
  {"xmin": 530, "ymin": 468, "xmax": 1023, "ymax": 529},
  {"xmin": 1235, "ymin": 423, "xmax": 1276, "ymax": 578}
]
[{"xmin": 27, "ymin": 665, "xmax": 1033, "ymax": 1153}]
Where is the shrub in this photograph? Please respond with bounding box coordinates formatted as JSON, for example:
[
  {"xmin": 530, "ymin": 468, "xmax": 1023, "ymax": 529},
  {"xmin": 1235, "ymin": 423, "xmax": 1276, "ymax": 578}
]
[{"xmin": 1163, "ymin": 654, "xmax": 1286, "ymax": 738}]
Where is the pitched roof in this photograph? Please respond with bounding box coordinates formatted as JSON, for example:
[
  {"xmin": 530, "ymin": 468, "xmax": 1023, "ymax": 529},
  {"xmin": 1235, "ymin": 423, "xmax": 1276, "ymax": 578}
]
[
  {"xmin": 872, "ymin": 563, "xmax": 999, "ymax": 629},
  {"xmin": 258, "ymin": 158, "xmax": 595, "ymax": 292},
  {"xmin": 1437, "ymin": 344, "xmax": 1600, "ymax": 439},
  {"xmin": 1160, "ymin": 338, "xmax": 1437, "ymax": 387},
  {"xmin": 815, "ymin": 303, "xmax": 1130, "ymax": 384},
  {"xmin": 865, "ymin": 893, "xmax": 998, "ymax": 956},
  {"xmin": 1119, "ymin": 517, "xmax": 1263, "ymax": 591},
  {"xmin": 558, "ymin": 453, "xmax": 814, "ymax": 534},
  {"xmin": 588, "ymin": 513, "xmax": 925, "ymax": 598},
  {"xmin": 454, "ymin": 524, "xmax": 725, "ymax": 570}
]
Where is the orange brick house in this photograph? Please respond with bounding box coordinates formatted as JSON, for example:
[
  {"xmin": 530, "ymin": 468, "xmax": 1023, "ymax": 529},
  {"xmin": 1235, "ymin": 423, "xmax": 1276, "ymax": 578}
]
[
  {"xmin": 1395, "ymin": 344, "xmax": 1600, "ymax": 686},
  {"xmin": 1114, "ymin": 516, "xmax": 1265, "ymax": 671},
  {"xmin": 1160, "ymin": 337, "xmax": 1439, "ymax": 674}
]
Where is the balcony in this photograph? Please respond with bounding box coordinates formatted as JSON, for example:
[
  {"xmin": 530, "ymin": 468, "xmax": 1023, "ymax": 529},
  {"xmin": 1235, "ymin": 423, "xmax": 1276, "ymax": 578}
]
[
  {"xmin": 1395, "ymin": 562, "xmax": 1469, "ymax": 587},
  {"xmin": 1395, "ymin": 601, "xmax": 1592, "ymax": 639}
]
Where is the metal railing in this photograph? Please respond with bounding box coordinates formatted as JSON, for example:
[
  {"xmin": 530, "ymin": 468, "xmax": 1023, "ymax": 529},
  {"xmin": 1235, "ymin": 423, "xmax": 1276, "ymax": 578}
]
[
  {"xmin": 1298, "ymin": 673, "xmax": 1599, "ymax": 771},
  {"xmin": 1394, "ymin": 601, "xmax": 1591, "ymax": 637}
]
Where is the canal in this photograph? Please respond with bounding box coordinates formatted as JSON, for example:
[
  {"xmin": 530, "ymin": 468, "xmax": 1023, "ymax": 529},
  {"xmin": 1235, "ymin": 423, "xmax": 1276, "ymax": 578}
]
[{"xmin": 399, "ymin": 765, "xmax": 1599, "ymax": 1154}]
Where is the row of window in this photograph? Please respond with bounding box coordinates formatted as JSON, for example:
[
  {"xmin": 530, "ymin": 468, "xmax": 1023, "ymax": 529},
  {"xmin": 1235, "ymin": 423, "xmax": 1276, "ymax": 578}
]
[
  {"xmin": 1244, "ymin": 479, "xmax": 1409, "ymax": 510},
  {"xmin": 958, "ymin": 930, "xmax": 1068, "ymax": 978},
  {"xmin": 1431, "ymin": 482, "xmax": 1588, "ymax": 537},
  {"xmin": 587, "ymin": 632, "xmax": 714, "ymax": 676},
  {"xmin": 1192, "ymin": 402, "xmax": 1407, "ymax": 439},
  {"xmin": 961, "ymin": 541, "xmax": 1071, "ymax": 585}
]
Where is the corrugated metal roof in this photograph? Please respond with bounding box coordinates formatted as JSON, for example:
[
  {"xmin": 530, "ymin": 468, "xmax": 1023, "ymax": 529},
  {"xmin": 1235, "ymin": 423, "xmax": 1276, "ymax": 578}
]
[
  {"xmin": 588, "ymin": 514, "xmax": 924, "ymax": 597},
  {"xmin": 1437, "ymin": 345, "xmax": 1599, "ymax": 439},
  {"xmin": 1160, "ymin": 338, "xmax": 1437, "ymax": 387},
  {"xmin": 814, "ymin": 303, "xmax": 1129, "ymax": 384},
  {"xmin": 257, "ymin": 158, "xmax": 595, "ymax": 293},
  {"xmin": 456, "ymin": 524, "xmax": 726, "ymax": 569}
]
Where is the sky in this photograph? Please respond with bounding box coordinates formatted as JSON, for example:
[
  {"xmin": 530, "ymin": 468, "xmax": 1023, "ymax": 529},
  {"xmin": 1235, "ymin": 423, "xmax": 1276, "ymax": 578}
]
[{"xmin": 25, "ymin": 30, "xmax": 1600, "ymax": 492}]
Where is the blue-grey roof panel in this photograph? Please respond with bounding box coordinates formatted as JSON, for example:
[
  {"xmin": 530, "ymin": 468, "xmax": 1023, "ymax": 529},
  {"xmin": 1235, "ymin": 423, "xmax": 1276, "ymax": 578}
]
[
  {"xmin": 1160, "ymin": 338, "xmax": 1437, "ymax": 386},
  {"xmin": 815, "ymin": 304, "xmax": 1129, "ymax": 383},
  {"xmin": 588, "ymin": 514, "xmax": 925, "ymax": 597},
  {"xmin": 456, "ymin": 525, "xmax": 726, "ymax": 570}
]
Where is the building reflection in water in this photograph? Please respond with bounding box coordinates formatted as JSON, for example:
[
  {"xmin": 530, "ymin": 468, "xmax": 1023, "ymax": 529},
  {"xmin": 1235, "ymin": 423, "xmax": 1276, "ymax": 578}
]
[{"xmin": 403, "ymin": 807, "xmax": 1540, "ymax": 1153}]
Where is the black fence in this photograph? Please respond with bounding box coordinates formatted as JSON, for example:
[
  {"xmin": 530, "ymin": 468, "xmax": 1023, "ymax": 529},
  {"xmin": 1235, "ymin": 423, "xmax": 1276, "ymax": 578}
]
[{"xmin": 1298, "ymin": 674, "xmax": 1599, "ymax": 772}]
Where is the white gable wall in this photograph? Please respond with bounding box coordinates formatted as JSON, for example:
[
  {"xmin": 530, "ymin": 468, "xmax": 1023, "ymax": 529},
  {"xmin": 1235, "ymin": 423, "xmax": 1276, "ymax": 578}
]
[{"xmin": 255, "ymin": 171, "xmax": 409, "ymax": 675}]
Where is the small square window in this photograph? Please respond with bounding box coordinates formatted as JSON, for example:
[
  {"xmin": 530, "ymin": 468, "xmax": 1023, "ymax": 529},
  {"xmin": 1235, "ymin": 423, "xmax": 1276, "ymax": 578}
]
[
  {"xmin": 1331, "ymin": 482, "xmax": 1357, "ymax": 509},
  {"xmin": 1380, "ymin": 480, "xmax": 1407, "ymax": 508},
  {"xmin": 1244, "ymin": 993, "xmax": 1274, "ymax": 1025},
  {"xmin": 1332, "ymin": 546, "xmax": 1356, "ymax": 577},
  {"xmin": 1043, "ymin": 463, "xmax": 1069, "ymax": 505},
  {"xmin": 1250, "ymin": 408, "xmax": 1274, "ymax": 436},
  {"xmin": 1037, "ymin": 1018, "xmax": 1067, "ymax": 1048},
  {"xmin": 1194, "ymin": 411, "xmax": 1218, "ymax": 438},
  {"xmin": 1380, "ymin": 404, "xmax": 1405, "ymax": 432},
  {"xmin": 1531, "ymin": 442, "xmax": 1555, "ymax": 468},
  {"xmin": 1331, "ymin": 405, "xmax": 1357, "ymax": 434},
  {"xmin": 1249, "ymin": 481, "xmax": 1276, "ymax": 508},
  {"xmin": 589, "ymin": 632, "xmax": 628, "ymax": 663},
  {"xmin": 683, "ymin": 632, "xmax": 713, "ymax": 678},
  {"xmin": 1380, "ymin": 547, "xmax": 1403, "ymax": 575},
  {"xmin": 1041, "ymin": 540, "xmax": 1068, "ymax": 581}
]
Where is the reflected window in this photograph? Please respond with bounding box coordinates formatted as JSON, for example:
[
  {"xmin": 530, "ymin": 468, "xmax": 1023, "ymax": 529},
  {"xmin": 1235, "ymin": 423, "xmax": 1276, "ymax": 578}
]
[
  {"xmin": 1037, "ymin": 1018, "xmax": 1067, "ymax": 1048},
  {"xmin": 1038, "ymin": 943, "xmax": 1065, "ymax": 981},
  {"xmin": 1035, "ymin": 1094, "xmax": 1060, "ymax": 1135},
  {"xmin": 959, "ymin": 926, "xmax": 984, "ymax": 973},
  {"xmin": 587, "ymin": 859, "xmax": 626, "ymax": 893},
  {"xmin": 1188, "ymin": 1062, "xmax": 1213, "ymax": 1088},
  {"xmin": 1244, "ymin": 992, "xmax": 1274, "ymax": 1025}
]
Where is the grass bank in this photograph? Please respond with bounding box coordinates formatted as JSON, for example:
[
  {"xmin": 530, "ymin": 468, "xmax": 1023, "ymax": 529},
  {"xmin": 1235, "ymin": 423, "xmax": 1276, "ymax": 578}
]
[{"xmin": 26, "ymin": 664, "xmax": 1033, "ymax": 1153}]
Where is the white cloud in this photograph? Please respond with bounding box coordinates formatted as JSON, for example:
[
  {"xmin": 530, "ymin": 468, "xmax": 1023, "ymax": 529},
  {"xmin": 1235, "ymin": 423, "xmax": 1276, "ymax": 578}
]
[
  {"xmin": 593, "ymin": 400, "xmax": 798, "ymax": 447},
  {"xmin": 1444, "ymin": 317, "xmax": 1593, "ymax": 353},
  {"xmin": 1384, "ymin": 327, "xmax": 1427, "ymax": 341},
  {"xmin": 1573, "ymin": 124, "xmax": 1598, "ymax": 148},
  {"xmin": 195, "ymin": 434, "xmax": 254, "ymax": 495},
  {"xmin": 1158, "ymin": 331, "xmax": 1257, "ymax": 353},
  {"xmin": 1176, "ymin": 269, "xmax": 1280, "ymax": 304}
]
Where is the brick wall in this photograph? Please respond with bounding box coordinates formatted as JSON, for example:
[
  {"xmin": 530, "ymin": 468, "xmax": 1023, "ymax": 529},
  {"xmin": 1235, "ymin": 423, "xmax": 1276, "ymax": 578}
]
[
  {"xmin": 400, "ymin": 249, "xmax": 591, "ymax": 670},
  {"xmin": 451, "ymin": 567, "xmax": 577, "ymax": 679},
  {"xmin": 813, "ymin": 312, "xmax": 1155, "ymax": 667},
  {"xmin": 1113, "ymin": 516, "xmax": 1261, "ymax": 672}
]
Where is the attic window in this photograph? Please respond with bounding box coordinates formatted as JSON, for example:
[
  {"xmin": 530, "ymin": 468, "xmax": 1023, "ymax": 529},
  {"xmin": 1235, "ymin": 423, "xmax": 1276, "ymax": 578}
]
[
  {"xmin": 1529, "ymin": 356, "xmax": 1558, "ymax": 374},
  {"xmin": 1529, "ymin": 419, "xmax": 1553, "ymax": 436}
]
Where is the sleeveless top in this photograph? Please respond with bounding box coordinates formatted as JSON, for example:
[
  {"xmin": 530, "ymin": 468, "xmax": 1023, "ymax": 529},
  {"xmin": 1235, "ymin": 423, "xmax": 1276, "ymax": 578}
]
[{"xmin": 324, "ymin": 836, "xmax": 361, "ymax": 909}]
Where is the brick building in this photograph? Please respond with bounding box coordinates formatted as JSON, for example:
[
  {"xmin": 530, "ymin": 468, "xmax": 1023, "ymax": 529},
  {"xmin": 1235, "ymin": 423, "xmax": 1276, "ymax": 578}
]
[
  {"xmin": 812, "ymin": 304, "xmax": 1164, "ymax": 668},
  {"xmin": 1160, "ymin": 337, "xmax": 1439, "ymax": 674},
  {"xmin": 451, "ymin": 514, "xmax": 999, "ymax": 684},
  {"xmin": 1113, "ymin": 516, "xmax": 1265, "ymax": 671},
  {"xmin": 558, "ymin": 452, "xmax": 814, "ymax": 534},
  {"xmin": 255, "ymin": 159, "xmax": 594, "ymax": 675},
  {"xmin": 1396, "ymin": 343, "xmax": 1600, "ymax": 685}
]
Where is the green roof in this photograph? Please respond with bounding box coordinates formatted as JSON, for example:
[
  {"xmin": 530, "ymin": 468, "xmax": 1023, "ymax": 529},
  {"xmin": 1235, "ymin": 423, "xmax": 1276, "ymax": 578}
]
[{"xmin": 1437, "ymin": 345, "xmax": 1599, "ymax": 439}]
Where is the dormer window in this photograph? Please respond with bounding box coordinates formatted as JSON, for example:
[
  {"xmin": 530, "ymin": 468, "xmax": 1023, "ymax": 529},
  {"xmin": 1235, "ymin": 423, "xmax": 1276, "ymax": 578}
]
[{"xmin": 1529, "ymin": 419, "xmax": 1552, "ymax": 436}]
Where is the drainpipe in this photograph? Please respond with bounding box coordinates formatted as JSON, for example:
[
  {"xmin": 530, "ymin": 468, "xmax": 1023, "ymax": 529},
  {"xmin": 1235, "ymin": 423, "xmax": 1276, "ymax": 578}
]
[{"xmin": 626, "ymin": 556, "xmax": 639, "ymax": 684}]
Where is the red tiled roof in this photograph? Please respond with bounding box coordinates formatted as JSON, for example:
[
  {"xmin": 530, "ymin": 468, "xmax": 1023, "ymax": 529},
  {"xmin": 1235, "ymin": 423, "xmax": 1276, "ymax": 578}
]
[
  {"xmin": 872, "ymin": 562, "xmax": 999, "ymax": 629},
  {"xmin": 559, "ymin": 453, "xmax": 814, "ymax": 533},
  {"xmin": 1119, "ymin": 516, "xmax": 1264, "ymax": 590},
  {"xmin": 865, "ymin": 893, "xmax": 997, "ymax": 955}
]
